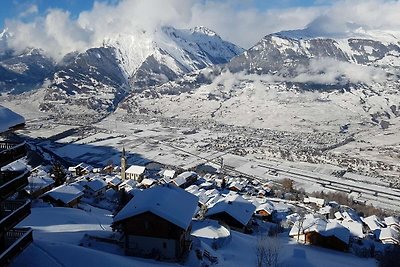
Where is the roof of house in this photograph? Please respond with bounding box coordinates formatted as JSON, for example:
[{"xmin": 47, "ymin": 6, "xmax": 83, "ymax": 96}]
[
  {"xmin": 106, "ymin": 176, "xmax": 123, "ymax": 186},
  {"xmin": 45, "ymin": 184, "xmax": 84, "ymax": 204},
  {"xmin": 206, "ymin": 193, "xmax": 256, "ymax": 226},
  {"xmin": 163, "ymin": 169, "xmax": 176, "ymax": 179},
  {"xmin": 76, "ymin": 163, "xmax": 94, "ymax": 172},
  {"xmin": 85, "ymin": 179, "xmax": 108, "ymax": 192},
  {"xmin": 114, "ymin": 184, "xmax": 199, "ymax": 230},
  {"xmin": 0, "ymin": 105, "xmax": 25, "ymax": 133},
  {"xmin": 379, "ymin": 227, "xmax": 399, "ymax": 243},
  {"xmin": 363, "ymin": 215, "xmax": 385, "ymax": 231},
  {"xmin": 25, "ymin": 175, "xmax": 55, "ymax": 194},
  {"xmin": 384, "ymin": 216, "xmax": 400, "ymax": 227},
  {"xmin": 289, "ymin": 215, "xmax": 350, "ymax": 244},
  {"xmin": 140, "ymin": 178, "xmax": 156, "ymax": 186},
  {"xmin": 125, "ymin": 165, "xmax": 146, "ymax": 175},
  {"xmin": 339, "ymin": 220, "xmax": 364, "ymax": 238}
]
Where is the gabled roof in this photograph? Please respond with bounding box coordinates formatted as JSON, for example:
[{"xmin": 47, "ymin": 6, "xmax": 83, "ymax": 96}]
[
  {"xmin": 126, "ymin": 165, "xmax": 145, "ymax": 175},
  {"xmin": 25, "ymin": 175, "xmax": 55, "ymax": 194},
  {"xmin": 379, "ymin": 227, "xmax": 399, "ymax": 244},
  {"xmin": 363, "ymin": 215, "xmax": 385, "ymax": 231},
  {"xmin": 45, "ymin": 184, "xmax": 84, "ymax": 204},
  {"xmin": 0, "ymin": 105, "xmax": 25, "ymax": 133},
  {"xmin": 114, "ymin": 184, "xmax": 199, "ymax": 230},
  {"xmin": 106, "ymin": 176, "xmax": 122, "ymax": 186},
  {"xmin": 289, "ymin": 215, "xmax": 350, "ymax": 244},
  {"xmin": 85, "ymin": 179, "xmax": 108, "ymax": 192},
  {"xmin": 206, "ymin": 194, "xmax": 256, "ymax": 226},
  {"xmin": 163, "ymin": 169, "xmax": 176, "ymax": 179},
  {"xmin": 384, "ymin": 216, "xmax": 400, "ymax": 227}
]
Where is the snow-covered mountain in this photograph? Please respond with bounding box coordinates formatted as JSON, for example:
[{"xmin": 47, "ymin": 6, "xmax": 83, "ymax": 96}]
[
  {"xmin": 0, "ymin": 47, "xmax": 55, "ymax": 94},
  {"xmin": 121, "ymin": 27, "xmax": 400, "ymax": 133},
  {"xmin": 106, "ymin": 26, "xmax": 243, "ymax": 88},
  {"xmin": 0, "ymin": 26, "xmax": 243, "ymax": 113}
]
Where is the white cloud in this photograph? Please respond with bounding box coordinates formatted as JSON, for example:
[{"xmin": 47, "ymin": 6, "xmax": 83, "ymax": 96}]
[{"xmin": 3, "ymin": 0, "xmax": 400, "ymax": 60}]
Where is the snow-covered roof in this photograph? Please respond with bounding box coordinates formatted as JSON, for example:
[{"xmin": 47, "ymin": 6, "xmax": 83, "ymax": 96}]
[
  {"xmin": 289, "ymin": 215, "xmax": 350, "ymax": 244},
  {"xmin": 25, "ymin": 175, "xmax": 55, "ymax": 194},
  {"xmin": 45, "ymin": 184, "xmax": 84, "ymax": 204},
  {"xmin": 76, "ymin": 163, "xmax": 94, "ymax": 172},
  {"xmin": 256, "ymin": 202, "xmax": 274, "ymax": 214},
  {"xmin": 379, "ymin": 227, "xmax": 399, "ymax": 244},
  {"xmin": 339, "ymin": 220, "xmax": 364, "ymax": 238},
  {"xmin": 363, "ymin": 215, "xmax": 385, "ymax": 231},
  {"xmin": 384, "ymin": 216, "xmax": 400, "ymax": 227},
  {"xmin": 0, "ymin": 105, "xmax": 25, "ymax": 133},
  {"xmin": 163, "ymin": 169, "xmax": 176, "ymax": 179},
  {"xmin": 1, "ymin": 159, "xmax": 27, "ymax": 172},
  {"xmin": 125, "ymin": 165, "xmax": 145, "ymax": 175},
  {"xmin": 106, "ymin": 176, "xmax": 122, "ymax": 186},
  {"xmin": 176, "ymin": 171, "xmax": 197, "ymax": 180},
  {"xmin": 140, "ymin": 178, "xmax": 156, "ymax": 186},
  {"xmin": 114, "ymin": 184, "xmax": 199, "ymax": 230},
  {"xmin": 304, "ymin": 196, "xmax": 325, "ymax": 206},
  {"xmin": 85, "ymin": 179, "xmax": 108, "ymax": 192},
  {"xmin": 206, "ymin": 194, "xmax": 256, "ymax": 226}
]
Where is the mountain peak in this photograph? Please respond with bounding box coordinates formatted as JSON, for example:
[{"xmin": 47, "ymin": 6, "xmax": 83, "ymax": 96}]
[{"xmin": 190, "ymin": 26, "xmax": 217, "ymax": 36}]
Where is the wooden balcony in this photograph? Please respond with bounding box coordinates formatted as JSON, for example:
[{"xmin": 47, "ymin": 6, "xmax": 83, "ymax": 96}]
[
  {"xmin": 0, "ymin": 228, "xmax": 33, "ymax": 267},
  {"xmin": 0, "ymin": 142, "xmax": 27, "ymax": 168},
  {"xmin": 0, "ymin": 171, "xmax": 30, "ymax": 200},
  {"xmin": 0, "ymin": 200, "xmax": 31, "ymax": 233}
]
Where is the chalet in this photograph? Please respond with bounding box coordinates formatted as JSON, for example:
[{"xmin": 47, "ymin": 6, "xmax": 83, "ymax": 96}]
[
  {"xmin": 162, "ymin": 169, "xmax": 176, "ymax": 181},
  {"xmin": 24, "ymin": 174, "xmax": 55, "ymax": 198},
  {"xmin": 205, "ymin": 194, "xmax": 256, "ymax": 232},
  {"xmin": 113, "ymin": 185, "xmax": 199, "ymax": 260},
  {"xmin": 140, "ymin": 178, "xmax": 156, "ymax": 188},
  {"xmin": 42, "ymin": 184, "xmax": 84, "ymax": 207},
  {"xmin": 303, "ymin": 196, "xmax": 326, "ymax": 207},
  {"xmin": 384, "ymin": 216, "xmax": 400, "ymax": 232},
  {"xmin": 125, "ymin": 165, "xmax": 146, "ymax": 181},
  {"xmin": 83, "ymin": 178, "xmax": 108, "ymax": 198},
  {"xmin": 289, "ymin": 216, "xmax": 350, "ymax": 251},
  {"xmin": 228, "ymin": 182, "xmax": 244, "ymax": 192},
  {"xmin": 106, "ymin": 176, "xmax": 123, "ymax": 191},
  {"xmin": 171, "ymin": 171, "xmax": 197, "ymax": 189},
  {"xmin": 363, "ymin": 215, "xmax": 385, "ymax": 237},
  {"xmin": 68, "ymin": 163, "xmax": 94, "ymax": 176},
  {"xmin": 255, "ymin": 202, "xmax": 274, "ymax": 220},
  {"xmin": 379, "ymin": 227, "xmax": 399, "ymax": 245}
]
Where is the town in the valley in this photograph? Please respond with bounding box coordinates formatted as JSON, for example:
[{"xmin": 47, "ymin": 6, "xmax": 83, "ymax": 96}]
[{"xmin": 1, "ymin": 105, "xmax": 398, "ymax": 267}]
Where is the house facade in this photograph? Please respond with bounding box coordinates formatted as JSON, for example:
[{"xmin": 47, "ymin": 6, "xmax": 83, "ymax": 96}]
[{"xmin": 113, "ymin": 185, "xmax": 199, "ymax": 261}]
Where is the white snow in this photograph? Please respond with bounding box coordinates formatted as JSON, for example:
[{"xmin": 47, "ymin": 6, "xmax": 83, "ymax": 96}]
[
  {"xmin": 0, "ymin": 105, "xmax": 25, "ymax": 133},
  {"xmin": 113, "ymin": 184, "xmax": 199, "ymax": 230}
]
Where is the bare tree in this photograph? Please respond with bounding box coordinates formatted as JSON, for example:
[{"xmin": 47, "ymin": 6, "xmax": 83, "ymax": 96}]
[{"xmin": 256, "ymin": 235, "xmax": 281, "ymax": 267}]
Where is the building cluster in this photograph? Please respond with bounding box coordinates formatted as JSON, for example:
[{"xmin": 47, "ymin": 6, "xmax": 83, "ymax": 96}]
[{"xmin": 287, "ymin": 196, "xmax": 399, "ymax": 254}]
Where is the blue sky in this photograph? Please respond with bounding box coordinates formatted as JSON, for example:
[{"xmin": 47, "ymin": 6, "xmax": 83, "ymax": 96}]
[{"xmin": 0, "ymin": 0, "xmax": 332, "ymax": 29}]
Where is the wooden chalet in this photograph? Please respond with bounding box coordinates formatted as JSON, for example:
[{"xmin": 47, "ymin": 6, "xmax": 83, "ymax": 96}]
[
  {"xmin": 171, "ymin": 171, "xmax": 197, "ymax": 189},
  {"xmin": 113, "ymin": 185, "xmax": 199, "ymax": 261},
  {"xmin": 42, "ymin": 184, "xmax": 84, "ymax": 208},
  {"xmin": 0, "ymin": 107, "xmax": 33, "ymax": 266},
  {"xmin": 289, "ymin": 216, "xmax": 350, "ymax": 252},
  {"xmin": 205, "ymin": 194, "xmax": 256, "ymax": 232}
]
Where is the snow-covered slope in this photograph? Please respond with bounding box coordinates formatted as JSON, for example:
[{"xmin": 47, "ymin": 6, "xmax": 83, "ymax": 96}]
[
  {"xmin": 106, "ymin": 26, "xmax": 243, "ymax": 88},
  {"xmin": 0, "ymin": 25, "xmax": 242, "ymax": 113},
  {"xmin": 0, "ymin": 105, "xmax": 25, "ymax": 133}
]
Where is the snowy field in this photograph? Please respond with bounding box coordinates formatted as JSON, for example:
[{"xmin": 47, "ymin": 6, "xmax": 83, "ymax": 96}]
[{"xmin": 12, "ymin": 206, "xmax": 378, "ymax": 267}]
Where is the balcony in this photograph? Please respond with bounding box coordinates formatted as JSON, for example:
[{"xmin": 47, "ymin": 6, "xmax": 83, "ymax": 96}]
[
  {"xmin": 0, "ymin": 200, "xmax": 31, "ymax": 233},
  {"xmin": 0, "ymin": 228, "xmax": 33, "ymax": 267},
  {"xmin": 0, "ymin": 171, "xmax": 30, "ymax": 200},
  {"xmin": 0, "ymin": 142, "xmax": 27, "ymax": 168}
]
